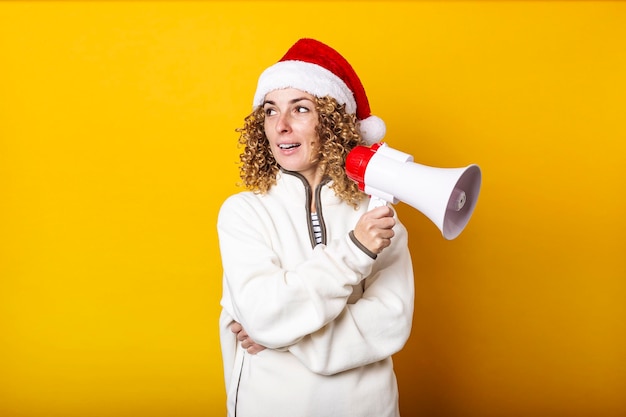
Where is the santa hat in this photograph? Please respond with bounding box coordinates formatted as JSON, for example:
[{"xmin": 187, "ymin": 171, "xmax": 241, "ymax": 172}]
[{"xmin": 253, "ymin": 38, "xmax": 386, "ymax": 144}]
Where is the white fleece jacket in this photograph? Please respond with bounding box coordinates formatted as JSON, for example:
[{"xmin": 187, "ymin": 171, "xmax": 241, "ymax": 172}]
[{"xmin": 217, "ymin": 170, "xmax": 415, "ymax": 417}]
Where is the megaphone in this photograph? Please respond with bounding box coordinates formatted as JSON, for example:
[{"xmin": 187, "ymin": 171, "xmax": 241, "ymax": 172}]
[{"xmin": 345, "ymin": 142, "xmax": 482, "ymax": 240}]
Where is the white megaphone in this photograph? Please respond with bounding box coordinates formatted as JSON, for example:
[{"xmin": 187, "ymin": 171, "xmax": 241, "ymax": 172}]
[{"xmin": 345, "ymin": 142, "xmax": 482, "ymax": 240}]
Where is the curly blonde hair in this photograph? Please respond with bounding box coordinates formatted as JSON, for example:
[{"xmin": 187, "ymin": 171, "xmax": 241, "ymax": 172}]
[{"xmin": 236, "ymin": 96, "xmax": 366, "ymax": 208}]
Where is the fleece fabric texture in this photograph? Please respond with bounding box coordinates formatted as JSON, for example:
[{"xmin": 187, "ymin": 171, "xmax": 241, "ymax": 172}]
[{"xmin": 218, "ymin": 170, "xmax": 415, "ymax": 417}]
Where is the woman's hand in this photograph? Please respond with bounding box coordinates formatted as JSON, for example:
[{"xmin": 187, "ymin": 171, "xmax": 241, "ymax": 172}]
[
  {"xmin": 353, "ymin": 205, "xmax": 396, "ymax": 255},
  {"xmin": 230, "ymin": 322, "xmax": 267, "ymax": 355}
]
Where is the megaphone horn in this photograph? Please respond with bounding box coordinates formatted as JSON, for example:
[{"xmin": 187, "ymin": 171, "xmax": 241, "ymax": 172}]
[{"xmin": 345, "ymin": 142, "xmax": 482, "ymax": 240}]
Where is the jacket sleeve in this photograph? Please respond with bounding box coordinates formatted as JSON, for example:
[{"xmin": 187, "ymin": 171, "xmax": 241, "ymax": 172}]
[
  {"xmin": 217, "ymin": 194, "xmax": 377, "ymax": 349},
  {"xmin": 286, "ymin": 221, "xmax": 415, "ymax": 375}
]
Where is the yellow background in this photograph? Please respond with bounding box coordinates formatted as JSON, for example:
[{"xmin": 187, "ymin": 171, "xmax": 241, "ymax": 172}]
[{"xmin": 1, "ymin": 1, "xmax": 625, "ymax": 416}]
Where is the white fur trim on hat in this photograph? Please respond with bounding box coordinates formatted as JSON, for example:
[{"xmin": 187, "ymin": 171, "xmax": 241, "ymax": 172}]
[{"xmin": 253, "ymin": 60, "xmax": 357, "ymax": 114}]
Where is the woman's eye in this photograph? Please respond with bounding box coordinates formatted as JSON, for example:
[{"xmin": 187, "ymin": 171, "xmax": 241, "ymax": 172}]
[
  {"xmin": 296, "ymin": 106, "xmax": 309, "ymax": 113},
  {"xmin": 265, "ymin": 108, "xmax": 276, "ymax": 116}
]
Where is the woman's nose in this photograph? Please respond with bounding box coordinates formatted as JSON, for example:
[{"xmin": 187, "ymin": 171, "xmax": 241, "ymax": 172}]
[{"xmin": 275, "ymin": 113, "xmax": 291, "ymax": 133}]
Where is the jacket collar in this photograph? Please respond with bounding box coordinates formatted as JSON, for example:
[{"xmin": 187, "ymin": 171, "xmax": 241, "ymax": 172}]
[{"xmin": 273, "ymin": 169, "xmax": 342, "ymax": 208}]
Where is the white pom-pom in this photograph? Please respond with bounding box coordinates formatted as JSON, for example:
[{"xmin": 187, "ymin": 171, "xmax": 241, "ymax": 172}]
[{"xmin": 358, "ymin": 115, "xmax": 386, "ymax": 144}]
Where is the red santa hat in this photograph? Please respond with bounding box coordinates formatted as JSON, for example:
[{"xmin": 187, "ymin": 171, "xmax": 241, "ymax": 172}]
[{"xmin": 253, "ymin": 38, "xmax": 386, "ymax": 144}]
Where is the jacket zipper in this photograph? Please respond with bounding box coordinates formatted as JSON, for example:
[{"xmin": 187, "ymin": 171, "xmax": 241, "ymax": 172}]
[
  {"xmin": 233, "ymin": 351, "xmax": 245, "ymax": 417},
  {"xmin": 280, "ymin": 169, "xmax": 329, "ymax": 249}
]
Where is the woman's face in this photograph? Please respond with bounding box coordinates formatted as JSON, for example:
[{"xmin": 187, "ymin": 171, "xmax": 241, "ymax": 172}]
[{"xmin": 263, "ymin": 88, "xmax": 321, "ymax": 185}]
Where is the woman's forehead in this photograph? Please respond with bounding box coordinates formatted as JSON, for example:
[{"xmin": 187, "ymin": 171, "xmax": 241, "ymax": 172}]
[{"xmin": 264, "ymin": 88, "xmax": 315, "ymax": 102}]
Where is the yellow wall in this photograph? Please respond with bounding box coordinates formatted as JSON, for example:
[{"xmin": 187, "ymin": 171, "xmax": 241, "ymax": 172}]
[{"xmin": 1, "ymin": 1, "xmax": 624, "ymax": 416}]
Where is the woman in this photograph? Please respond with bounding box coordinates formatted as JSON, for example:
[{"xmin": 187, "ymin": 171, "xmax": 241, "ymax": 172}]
[{"xmin": 217, "ymin": 38, "xmax": 415, "ymax": 417}]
